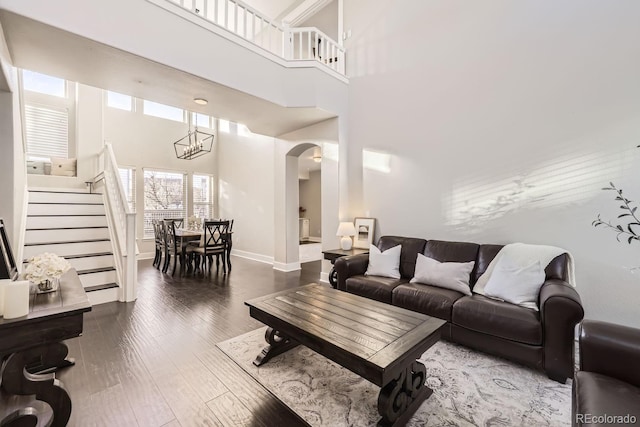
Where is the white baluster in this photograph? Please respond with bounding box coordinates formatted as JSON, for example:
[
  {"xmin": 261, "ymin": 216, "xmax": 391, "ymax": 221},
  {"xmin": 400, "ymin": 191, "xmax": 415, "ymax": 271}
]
[
  {"xmin": 307, "ymin": 30, "xmax": 311, "ymax": 60},
  {"xmin": 234, "ymin": 2, "xmax": 238, "ymax": 34},
  {"xmin": 213, "ymin": 0, "xmax": 218, "ymax": 24},
  {"xmin": 314, "ymin": 32, "xmax": 318, "ymax": 59},
  {"xmin": 224, "ymin": 0, "xmax": 228, "ymax": 28}
]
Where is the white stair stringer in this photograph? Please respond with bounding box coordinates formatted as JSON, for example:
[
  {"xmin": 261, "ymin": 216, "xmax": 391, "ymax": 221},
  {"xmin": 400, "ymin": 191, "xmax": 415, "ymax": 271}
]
[{"xmin": 23, "ymin": 189, "xmax": 120, "ymax": 305}]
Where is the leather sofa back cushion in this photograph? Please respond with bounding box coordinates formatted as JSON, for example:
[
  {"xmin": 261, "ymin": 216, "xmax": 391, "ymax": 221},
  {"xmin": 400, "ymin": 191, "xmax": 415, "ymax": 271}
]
[
  {"xmin": 377, "ymin": 236, "xmax": 427, "ymax": 279},
  {"xmin": 424, "ymin": 240, "xmax": 479, "ymax": 283},
  {"xmin": 474, "ymin": 245, "xmax": 503, "ymax": 285},
  {"xmin": 475, "ymin": 245, "xmax": 569, "ymax": 284}
]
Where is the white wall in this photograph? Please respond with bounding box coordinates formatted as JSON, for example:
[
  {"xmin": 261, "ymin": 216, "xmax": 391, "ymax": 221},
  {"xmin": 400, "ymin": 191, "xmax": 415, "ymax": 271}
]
[
  {"xmin": 104, "ymin": 98, "xmax": 218, "ymax": 256},
  {"xmin": 299, "ymin": 170, "xmax": 322, "ymax": 238},
  {"xmin": 344, "ymin": 0, "xmax": 640, "ymax": 327},
  {"xmin": 217, "ymin": 124, "xmax": 275, "ymax": 262},
  {"xmin": 0, "ymin": 23, "xmax": 26, "ymax": 260},
  {"xmin": 300, "ymin": 0, "xmax": 339, "ymax": 41},
  {"xmin": 0, "ymin": 0, "xmax": 347, "ymax": 116},
  {"xmin": 278, "ymin": 118, "xmax": 340, "ymax": 277}
]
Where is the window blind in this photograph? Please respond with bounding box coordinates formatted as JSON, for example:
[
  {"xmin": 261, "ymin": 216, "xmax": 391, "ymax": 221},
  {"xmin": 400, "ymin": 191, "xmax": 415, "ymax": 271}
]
[{"xmin": 25, "ymin": 104, "xmax": 69, "ymax": 159}]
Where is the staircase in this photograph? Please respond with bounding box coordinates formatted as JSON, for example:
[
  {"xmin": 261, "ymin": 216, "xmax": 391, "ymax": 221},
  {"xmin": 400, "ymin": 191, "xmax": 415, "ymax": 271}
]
[{"xmin": 23, "ymin": 188, "xmax": 120, "ymax": 305}]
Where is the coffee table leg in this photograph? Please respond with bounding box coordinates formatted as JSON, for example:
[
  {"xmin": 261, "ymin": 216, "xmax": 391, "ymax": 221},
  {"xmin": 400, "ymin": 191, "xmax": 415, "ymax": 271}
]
[
  {"xmin": 377, "ymin": 361, "xmax": 431, "ymax": 426},
  {"xmin": 253, "ymin": 327, "xmax": 299, "ymax": 366}
]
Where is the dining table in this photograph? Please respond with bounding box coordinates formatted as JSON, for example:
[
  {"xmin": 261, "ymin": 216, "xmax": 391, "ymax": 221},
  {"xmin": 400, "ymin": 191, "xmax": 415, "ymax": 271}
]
[{"xmin": 174, "ymin": 228, "xmax": 233, "ymax": 271}]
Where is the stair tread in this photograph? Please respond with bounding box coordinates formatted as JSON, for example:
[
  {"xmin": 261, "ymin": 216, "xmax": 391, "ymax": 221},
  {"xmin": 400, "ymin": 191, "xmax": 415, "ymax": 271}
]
[
  {"xmin": 25, "ymin": 239, "xmax": 111, "ymax": 246},
  {"xmin": 29, "ymin": 190, "xmax": 102, "ymax": 195},
  {"xmin": 26, "ymin": 226, "xmax": 109, "ymax": 231},
  {"xmin": 27, "ymin": 214, "xmax": 107, "ymax": 218},
  {"xmin": 77, "ymin": 267, "xmax": 116, "ymax": 275},
  {"xmin": 62, "ymin": 252, "xmax": 114, "ymax": 260},
  {"xmin": 84, "ymin": 283, "xmax": 119, "ymax": 292},
  {"xmin": 28, "ymin": 202, "xmax": 104, "ymax": 205}
]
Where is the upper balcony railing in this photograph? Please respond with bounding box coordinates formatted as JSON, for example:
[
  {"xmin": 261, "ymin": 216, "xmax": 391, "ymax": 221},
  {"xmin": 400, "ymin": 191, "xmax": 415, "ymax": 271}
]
[{"xmin": 166, "ymin": 0, "xmax": 345, "ymax": 75}]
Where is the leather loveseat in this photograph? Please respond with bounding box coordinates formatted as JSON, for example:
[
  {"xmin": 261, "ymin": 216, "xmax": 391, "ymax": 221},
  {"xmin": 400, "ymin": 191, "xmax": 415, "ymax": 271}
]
[
  {"xmin": 334, "ymin": 236, "xmax": 584, "ymax": 383},
  {"xmin": 573, "ymin": 320, "xmax": 640, "ymax": 426}
]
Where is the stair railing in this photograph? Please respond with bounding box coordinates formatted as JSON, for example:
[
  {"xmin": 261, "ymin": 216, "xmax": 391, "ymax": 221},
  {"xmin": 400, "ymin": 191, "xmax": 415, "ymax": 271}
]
[
  {"xmin": 95, "ymin": 143, "xmax": 138, "ymax": 302},
  {"xmin": 288, "ymin": 27, "xmax": 345, "ymax": 75},
  {"xmin": 155, "ymin": 0, "xmax": 346, "ymax": 76}
]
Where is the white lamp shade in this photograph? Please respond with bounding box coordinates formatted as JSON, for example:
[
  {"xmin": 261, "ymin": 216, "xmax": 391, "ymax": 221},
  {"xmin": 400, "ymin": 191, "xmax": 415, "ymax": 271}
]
[{"xmin": 336, "ymin": 222, "xmax": 356, "ymax": 237}]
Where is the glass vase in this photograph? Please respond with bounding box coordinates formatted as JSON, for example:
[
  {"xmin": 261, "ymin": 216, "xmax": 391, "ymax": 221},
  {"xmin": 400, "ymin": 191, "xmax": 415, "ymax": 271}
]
[{"xmin": 35, "ymin": 277, "xmax": 59, "ymax": 293}]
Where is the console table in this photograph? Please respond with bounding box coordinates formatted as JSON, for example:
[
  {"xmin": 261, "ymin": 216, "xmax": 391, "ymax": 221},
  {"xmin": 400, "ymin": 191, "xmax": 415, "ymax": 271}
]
[
  {"xmin": 322, "ymin": 248, "xmax": 369, "ymax": 288},
  {"xmin": 0, "ymin": 269, "xmax": 92, "ymax": 427}
]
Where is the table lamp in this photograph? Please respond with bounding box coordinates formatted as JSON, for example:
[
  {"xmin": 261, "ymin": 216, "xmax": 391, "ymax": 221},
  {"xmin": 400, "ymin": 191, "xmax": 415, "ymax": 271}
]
[{"xmin": 336, "ymin": 222, "xmax": 357, "ymax": 250}]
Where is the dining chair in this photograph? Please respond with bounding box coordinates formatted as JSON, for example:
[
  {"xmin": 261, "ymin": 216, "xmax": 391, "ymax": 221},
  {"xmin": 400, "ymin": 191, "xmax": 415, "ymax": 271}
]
[
  {"xmin": 152, "ymin": 220, "xmax": 165, "ymax": 269},
  {"xmin": 166, "ymin": 217, "xmax": 184, "ymax": 230},
  {"xmin": 163, "ymin": 219, "xmax": 183, "ymax": 275},
  {"xmin": 187, "ymin": 220, "xmax": 229, "ymax": 274}
]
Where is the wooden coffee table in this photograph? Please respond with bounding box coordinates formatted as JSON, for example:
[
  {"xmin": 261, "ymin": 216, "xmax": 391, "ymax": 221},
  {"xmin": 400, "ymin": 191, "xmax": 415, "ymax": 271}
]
[{"xmin": 245, "ymin": 283, "xmax": 446, "ymax": 426}]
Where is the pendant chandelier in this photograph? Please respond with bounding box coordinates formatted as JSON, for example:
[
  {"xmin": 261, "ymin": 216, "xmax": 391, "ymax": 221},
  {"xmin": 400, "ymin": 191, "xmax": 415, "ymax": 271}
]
[{"xmin": 174, "ymin": 113, "xmax": 214, "ymax": 160}]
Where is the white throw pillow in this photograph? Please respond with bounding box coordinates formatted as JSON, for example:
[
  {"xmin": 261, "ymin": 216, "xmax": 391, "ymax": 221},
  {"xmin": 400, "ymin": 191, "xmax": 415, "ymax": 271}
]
[
  {"xmin": 410, "ymin": 254, "xmax": 474, "ymax": 296},
  {"xmin": 51, "ymin": 157, "xmax": 77, "ymax": 177},
  {"xmin": 483, "ymin": 258, "xmax": 545, "ymax": 310},
  {"xmin": 365, "ymin": 244, "xmax": 402, "ymax": 279},
  {"xmin": 26, "ymin": 161, "xmax": 45, "ymax": 175}
]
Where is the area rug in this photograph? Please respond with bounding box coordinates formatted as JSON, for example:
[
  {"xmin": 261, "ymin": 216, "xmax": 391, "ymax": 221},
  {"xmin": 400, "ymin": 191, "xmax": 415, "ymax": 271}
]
[{"xmin": 217, "ymin": 327, "xmax": 571, "ymax": 426}]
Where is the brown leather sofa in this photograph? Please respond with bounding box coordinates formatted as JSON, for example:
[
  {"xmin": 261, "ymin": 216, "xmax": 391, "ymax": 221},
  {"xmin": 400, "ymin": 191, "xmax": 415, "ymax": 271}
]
[
  {"xmin": 334, "ymin": 236, "xmax": 584, "ymax": 383},
  {"xmin": 573, "ymin": 320, "xmax": 640, "ymax": 426}
]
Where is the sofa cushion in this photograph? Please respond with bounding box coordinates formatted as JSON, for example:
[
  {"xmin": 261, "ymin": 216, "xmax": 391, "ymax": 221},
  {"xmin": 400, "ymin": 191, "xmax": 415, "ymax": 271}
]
[
  {"xmin": 484, "ymin": 258, "xmax": 545, "ymax": 310},
  {"xmin": 410, "ymin": 254, "xmax": 474, "ymax": 296},
  {"xmin": 452, "ymin": 294, "xmax": 542, "ymax": 345},
  {"xmin": 377, "ymin": 236, "xmax": 427, "ymax": 279},
  {"xmin": 473, "ymin": 244, "xmax": 502, "ymax": 285},
  {"xmin": 424, "ymin": 239, "xmax": 479, "ymax": 273},
  {"xmin": 345, "ymin": 275, "xmax": 407, "ymax": 304},
  {"xmin": 365, "ymin": 244, "xmax": 401, "ymax": 279},
  {"xmin": 574, "ymin": 371, "xmax": 640, "ymax": 426},
  {"xmin": 393, "ymin": 283, "xmax": 465, "ymax": 321}
]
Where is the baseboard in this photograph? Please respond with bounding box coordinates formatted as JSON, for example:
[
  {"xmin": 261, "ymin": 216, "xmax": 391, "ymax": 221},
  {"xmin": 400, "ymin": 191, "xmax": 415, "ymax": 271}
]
[
  {"xmin": 319, "ymin": 272, "xmax": 329, "ymax": 283},
  {"xmin": 273, "ymin": 261, "xmax": 301, "ymax": 272},
  {"xmin": 231, "ymin": 249, "xmax": 274, "ymax": 265},
  {"xmin": 308, "ymin": 236, "xmax": 322, "ymax": 243},
  {"xmin": 137, "ymin": 252, "xmax": 155, "ymax": 260}
]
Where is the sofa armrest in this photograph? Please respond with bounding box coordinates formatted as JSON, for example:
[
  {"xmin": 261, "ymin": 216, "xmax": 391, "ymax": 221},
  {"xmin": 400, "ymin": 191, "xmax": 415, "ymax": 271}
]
[
  {"xmin": 334, "ymin": 254, "xmax": 369, "ymax": 291},
  {"xmin": 539, "ymin": 279, "xmax": 584, "ymax": 382},
  {"xmin": 579, "ymin": 320, "xmax": 640, "ymax": 388}
]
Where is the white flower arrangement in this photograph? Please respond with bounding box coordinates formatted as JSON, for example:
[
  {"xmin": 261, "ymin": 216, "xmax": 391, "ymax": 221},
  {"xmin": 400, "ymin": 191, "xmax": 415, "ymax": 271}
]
[
  {"xmin": 23, "ymin": 252, "xmax": 71, "ymax": 285},
  {"xmin": 187, "ymin": 216, "xmax": 202, "ymax": 231}
]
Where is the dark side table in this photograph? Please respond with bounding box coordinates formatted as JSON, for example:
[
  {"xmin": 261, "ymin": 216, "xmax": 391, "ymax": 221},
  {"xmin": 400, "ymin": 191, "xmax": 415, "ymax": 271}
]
[
  {"xmin": 0, "ymin": 269, "xmax": 91, "ymax": 427},
  {"xmin": 322, "ymin": 248, "xmax": 369, "ymax": 288}
]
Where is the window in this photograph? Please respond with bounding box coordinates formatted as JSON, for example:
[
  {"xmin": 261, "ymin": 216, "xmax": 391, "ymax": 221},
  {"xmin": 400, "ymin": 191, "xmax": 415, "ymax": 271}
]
[
  {"xmin": 143, "ymin": 170, "xmax": 187, "ymax": 238},
  {"xmin": 143, "ymin": 100, "xmax": 184, "ymax": 122},
  {"xmin": 118, "ymin": 167, "xmax": 136, "ymax": 212},
  {"xmin": 22, "ymin": 70, "xmax": 66, "ymax": 97},
  {"xmin": 107, "ymin": 91, "xmax": 133, "ymax": 111},
  {"xmin": 24, "ymin": 104, "xmax": 69, "ymax": 158},
  {"xmin": 21, "ymin": 69, "xmax": 75, "ymax": 160},
  {"xmin": 193, "ymin": 174, "xmax": 214, "ymax": 219},
  {"xmin": 218, "ymin": 119, "xmax": 230, "ymax": 133},
  {"xmin": 192, "ymin": 112, "xmax": 211, "ymax": 128}
]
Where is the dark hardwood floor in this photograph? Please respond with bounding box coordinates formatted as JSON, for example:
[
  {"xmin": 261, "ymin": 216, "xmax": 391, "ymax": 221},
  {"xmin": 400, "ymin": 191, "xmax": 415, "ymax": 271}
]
[{"xmin": 58, "ymin": 257, "xmax": 323, "ymax": 426}]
